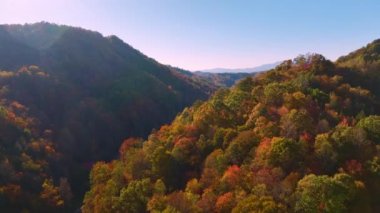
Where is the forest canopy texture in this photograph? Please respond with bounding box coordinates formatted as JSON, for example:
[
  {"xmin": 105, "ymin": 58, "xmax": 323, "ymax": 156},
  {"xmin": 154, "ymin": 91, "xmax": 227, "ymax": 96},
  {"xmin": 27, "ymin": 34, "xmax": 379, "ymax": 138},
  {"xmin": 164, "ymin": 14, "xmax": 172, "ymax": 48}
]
[
  {"xmin": 0, "ymin": 23, "xmax": 217, "ymax": 212},
  {"xmin": 1, "ymin": 22, "xmax": 380, "ymax": 213},
  {"xmin": 83, "ymin": 40, "xmax": 380, "ymax": 213}
]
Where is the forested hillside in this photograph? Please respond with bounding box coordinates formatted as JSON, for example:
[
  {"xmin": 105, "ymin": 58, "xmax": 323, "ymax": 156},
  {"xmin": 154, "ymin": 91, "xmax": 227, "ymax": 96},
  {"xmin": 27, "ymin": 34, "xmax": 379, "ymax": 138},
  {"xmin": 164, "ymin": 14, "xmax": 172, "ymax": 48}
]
[
  {"xmin": 83, "ymin": 40, "xmax": 380, "ymax": 212},
  {"xmin": 0, "ymin": 22, "xmax": 215, "ymax": 211},
  {"xmin": 193, "ymin": 71, "xmax": 253, "ymax": 87},
  {"xmin": 0, "ymin": 67, "xmax": 73, "ymax": 212},
  {"xmin": 0, "ymin": 23, "xmax": 213, "ymax": 161}
]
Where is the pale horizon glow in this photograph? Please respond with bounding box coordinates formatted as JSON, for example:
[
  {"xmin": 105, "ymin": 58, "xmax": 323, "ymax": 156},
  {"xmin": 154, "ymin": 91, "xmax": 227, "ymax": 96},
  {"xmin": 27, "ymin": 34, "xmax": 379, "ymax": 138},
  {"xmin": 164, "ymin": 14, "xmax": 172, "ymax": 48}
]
[{"xmin": 1, "ymin": 0, "xmax": 380, "ymax": 71}]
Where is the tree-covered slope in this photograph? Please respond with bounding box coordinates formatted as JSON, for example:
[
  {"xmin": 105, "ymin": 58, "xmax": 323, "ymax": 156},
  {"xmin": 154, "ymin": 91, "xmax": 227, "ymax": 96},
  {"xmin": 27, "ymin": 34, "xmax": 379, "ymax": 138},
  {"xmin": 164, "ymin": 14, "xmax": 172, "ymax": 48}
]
[
  {"xmin": 0, "ymin": 22, "xmax": 216, "ymax": 159},
  {"xmin": 0, "ymin": 22, "xmax": 215, "ymax": 211},
  {"xmin": 0, "ymin": 67, "xmax": 70, "ymax": 212},
  {"xmin": 83, "ymin": 48, "xmax": 380, "ymax": 212},
  {"xmin": 337, "ymin": 39, "xmax": 380, "ymax": 69},
  {"xmin": 193, "ymin": 71, "xmax": 254, "ymax": 87}
]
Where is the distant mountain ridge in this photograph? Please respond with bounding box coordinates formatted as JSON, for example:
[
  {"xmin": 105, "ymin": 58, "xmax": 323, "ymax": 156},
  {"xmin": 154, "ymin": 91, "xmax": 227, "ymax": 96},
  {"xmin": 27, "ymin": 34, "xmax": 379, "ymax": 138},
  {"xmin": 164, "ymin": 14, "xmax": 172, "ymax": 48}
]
[
  {"xmin": 197, "ymin": 61, "xmax": 281, "ymax": 73},
  {"xmin": 192, "ymin": 62, "xmax": 280, "ymax": 87}
]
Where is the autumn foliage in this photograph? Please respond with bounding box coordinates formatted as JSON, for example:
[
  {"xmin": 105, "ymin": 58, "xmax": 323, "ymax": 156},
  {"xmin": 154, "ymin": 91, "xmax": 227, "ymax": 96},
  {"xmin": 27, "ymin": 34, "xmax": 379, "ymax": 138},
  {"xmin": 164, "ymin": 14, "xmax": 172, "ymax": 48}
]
[{"xmin": 83, "ymin": 44, "xmax": 380, "ymax": 213}]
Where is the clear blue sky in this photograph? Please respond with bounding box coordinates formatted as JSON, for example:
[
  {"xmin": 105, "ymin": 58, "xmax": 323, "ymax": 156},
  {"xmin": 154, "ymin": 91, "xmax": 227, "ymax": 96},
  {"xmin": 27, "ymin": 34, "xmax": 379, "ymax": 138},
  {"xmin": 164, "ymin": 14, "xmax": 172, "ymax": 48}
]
[{"xmin": 1, "ymin": 0, "xmax": 380, "ymax": 71}]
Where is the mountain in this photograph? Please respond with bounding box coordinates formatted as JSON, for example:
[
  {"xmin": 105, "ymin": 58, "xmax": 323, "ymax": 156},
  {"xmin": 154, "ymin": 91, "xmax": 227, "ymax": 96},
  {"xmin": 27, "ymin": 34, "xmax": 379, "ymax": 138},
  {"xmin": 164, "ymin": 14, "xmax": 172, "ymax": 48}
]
[
  {"xmin": 193, "ymin": 71, "xmax": 254, "ymax": 87},
  {"xmin": 0, "ymin": 22, "xmax": 215, "ymax": 211},
  {"xmin": 83, "ymin": 41, "xmax": 380, "ymax": 212},
  {"xmin": 169, "ymin": 66, "xmax": 250, "ymax": 88},
  {"xmin": 198, "ymin": 61, "xmax": 281, "ymax": 73}
]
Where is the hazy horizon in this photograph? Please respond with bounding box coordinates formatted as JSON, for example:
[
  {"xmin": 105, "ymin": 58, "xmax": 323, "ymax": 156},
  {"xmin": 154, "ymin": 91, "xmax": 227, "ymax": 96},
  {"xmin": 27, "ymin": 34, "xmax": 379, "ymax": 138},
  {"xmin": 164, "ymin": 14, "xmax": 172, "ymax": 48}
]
[{"xmin": 1, "ymin": 0, "xmax": 380, "ymax": 70}]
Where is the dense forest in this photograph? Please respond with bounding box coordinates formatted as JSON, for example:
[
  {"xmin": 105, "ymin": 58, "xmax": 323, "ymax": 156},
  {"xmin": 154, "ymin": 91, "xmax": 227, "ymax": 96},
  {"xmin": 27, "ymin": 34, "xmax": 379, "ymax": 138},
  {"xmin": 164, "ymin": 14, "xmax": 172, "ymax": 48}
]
[
  {"xmin": 82, "ymin": 40, "xmax": 380, "ymax": 212},
  {"xmin": 1, "ymin": 22, "xmax": 380, "ymax": 213},
  {"xmin": 193, "ymin": 71, "xmax": 253, "ymax": 87},
  {"xmin": 0, "ymin": 23, "xmax": 227, "ymax": 212},
  {"xmin": 0, "ymin": 67, "xmax": 69, "ymax": 212}
]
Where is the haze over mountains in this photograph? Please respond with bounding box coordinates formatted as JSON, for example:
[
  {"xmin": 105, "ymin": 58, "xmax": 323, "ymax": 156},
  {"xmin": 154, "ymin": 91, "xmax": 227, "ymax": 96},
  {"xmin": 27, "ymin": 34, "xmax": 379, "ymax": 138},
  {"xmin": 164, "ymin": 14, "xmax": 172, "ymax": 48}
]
[
  {"xmin": 197, "ymin": 61, "xmax": 281, "ymax": 73},
  {"xmin": 1, "ymin": 21, "xmax": 380, "ymax": 213},
  {"xmin": 192, "ymin": 62, "xmax": 282, "ymax": 87}
]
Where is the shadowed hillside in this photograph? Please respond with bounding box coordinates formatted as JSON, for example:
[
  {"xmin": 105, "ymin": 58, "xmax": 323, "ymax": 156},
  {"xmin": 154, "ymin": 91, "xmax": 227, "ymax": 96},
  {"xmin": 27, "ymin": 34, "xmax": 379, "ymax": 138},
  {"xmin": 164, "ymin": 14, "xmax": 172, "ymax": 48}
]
[{"xmin": 0, "ymin": 22, "xmax": 215, "ymax": 211}]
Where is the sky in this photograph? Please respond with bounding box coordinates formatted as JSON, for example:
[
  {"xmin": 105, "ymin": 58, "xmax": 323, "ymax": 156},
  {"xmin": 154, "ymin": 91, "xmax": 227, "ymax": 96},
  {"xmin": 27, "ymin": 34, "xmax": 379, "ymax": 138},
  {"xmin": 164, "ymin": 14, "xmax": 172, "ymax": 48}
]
[{"xmin": 1, "ymin": 0, "xmax": 380, "ymax": 71}]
